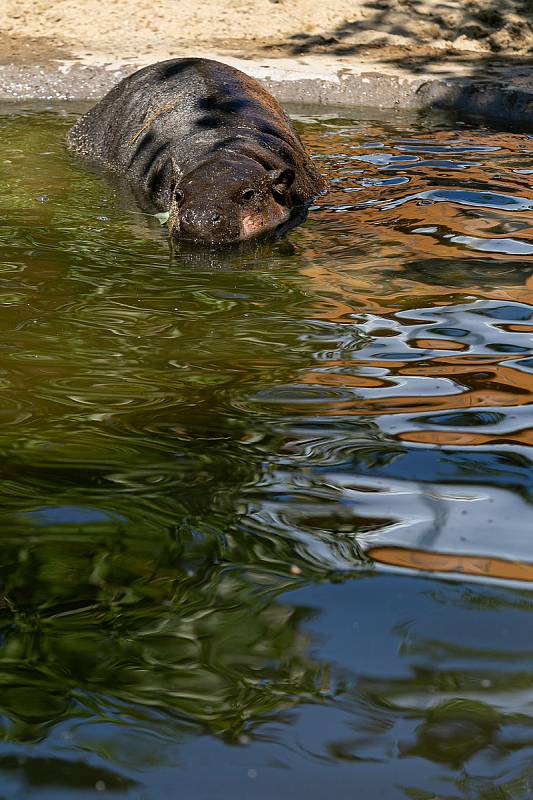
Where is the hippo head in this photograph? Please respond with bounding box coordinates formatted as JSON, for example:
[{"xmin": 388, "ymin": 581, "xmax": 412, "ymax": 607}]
[{"xmin": 167, "ymin": 155, "xmax": 296, "ymax": 244}]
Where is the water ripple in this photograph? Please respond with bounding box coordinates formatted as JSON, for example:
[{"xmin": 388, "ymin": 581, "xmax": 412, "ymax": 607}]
[{"xmin": 1, "ymin": 107, "xmax": 533, "ymax": 794}]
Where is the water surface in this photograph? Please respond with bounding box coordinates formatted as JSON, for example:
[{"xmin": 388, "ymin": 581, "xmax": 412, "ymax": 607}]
[{"xmin": 0, "ymin": 104, "xmax": 533, "ymax": 798}]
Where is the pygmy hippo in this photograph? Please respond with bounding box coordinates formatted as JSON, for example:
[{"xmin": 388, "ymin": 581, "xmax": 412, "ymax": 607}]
[{"xmin": 67, "ymin": 58, "xmax": 327, "ymax": 244}]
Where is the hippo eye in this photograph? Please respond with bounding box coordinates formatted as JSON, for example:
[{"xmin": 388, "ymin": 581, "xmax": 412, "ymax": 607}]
[
  {"xmin": 242, "ymin": 189, "xmax": 255, "ymax": 202},
  {"xmin": 174, "ymin": 189, "xmax": 185, "ymax": 205}
]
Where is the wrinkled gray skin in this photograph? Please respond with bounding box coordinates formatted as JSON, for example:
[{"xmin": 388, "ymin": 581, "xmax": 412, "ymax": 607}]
[{"xmin": 67, "ymin": 58, "xmax": 327, "ymax": 244}]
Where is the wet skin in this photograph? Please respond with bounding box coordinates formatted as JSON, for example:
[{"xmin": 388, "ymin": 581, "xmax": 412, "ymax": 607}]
[
  {"xmin": 67, "ymin": 58, "xmax": 327, "ymax": 245},
  {"xmin": 169, "ymin": 156, "xmax": 296, "ymax": 244}
]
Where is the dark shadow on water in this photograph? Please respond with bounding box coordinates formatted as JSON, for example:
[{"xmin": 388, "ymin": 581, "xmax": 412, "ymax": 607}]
[
  {"xmin": 0, "ymin": 755, "xmax": 138, "ymax": 792},
  {"xmin": 396, "ymin": 256, "xmax": 533, "ymax": 288}
]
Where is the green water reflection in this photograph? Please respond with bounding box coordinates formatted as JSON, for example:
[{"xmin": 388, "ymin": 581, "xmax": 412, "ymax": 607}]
[{"xmin": 1, "ymin": 106, "xmax": 533, "ymax": 798}]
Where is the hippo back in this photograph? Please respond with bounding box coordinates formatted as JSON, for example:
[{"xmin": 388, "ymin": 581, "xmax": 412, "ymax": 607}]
[{"xmin": 67, "ymin": 59, "xmax": 324, "ymax": 201}]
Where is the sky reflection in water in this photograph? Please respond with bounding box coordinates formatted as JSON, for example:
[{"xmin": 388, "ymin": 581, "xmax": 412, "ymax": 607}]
[{"xmin": 0, "ymin": 105, "xmax": 532, "ymax": 798}]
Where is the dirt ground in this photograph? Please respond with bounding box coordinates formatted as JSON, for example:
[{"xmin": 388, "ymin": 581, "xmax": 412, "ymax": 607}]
[{"xmin": 0, "ymin": 0, "xmax": 532, "ymax": 69}]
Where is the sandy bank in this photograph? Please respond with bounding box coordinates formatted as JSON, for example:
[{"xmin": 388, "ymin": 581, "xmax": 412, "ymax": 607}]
[{"xmin": 0, "ymin": 0, "xmax": 531, "ymax": 123}]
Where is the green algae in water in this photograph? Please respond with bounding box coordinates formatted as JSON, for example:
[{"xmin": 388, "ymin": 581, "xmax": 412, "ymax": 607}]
[{"xmin": 0, "ymin": 105, "xmax": 533, "ymax": 798}]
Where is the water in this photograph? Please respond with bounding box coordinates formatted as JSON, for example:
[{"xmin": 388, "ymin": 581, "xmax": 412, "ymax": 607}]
[{"xmin": 1, "ymin": 103, "xmax": 533, "ymax": 798}]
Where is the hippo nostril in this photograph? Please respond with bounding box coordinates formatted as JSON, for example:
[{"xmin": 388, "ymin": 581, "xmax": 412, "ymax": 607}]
[{"xmin": 181, "ymin": 210, "xmax": 221, "ymax": 228}]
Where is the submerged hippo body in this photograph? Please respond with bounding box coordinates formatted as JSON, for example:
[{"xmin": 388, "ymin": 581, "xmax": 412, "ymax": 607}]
[{"xmin": 67, "ymin": 58, "xmax": 327, "ymax": 244}]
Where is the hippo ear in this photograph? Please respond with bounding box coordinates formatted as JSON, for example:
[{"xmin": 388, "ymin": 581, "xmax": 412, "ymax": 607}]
[{"xmin": 270, "ymin": 168, "xmax": 295, "ymax": 195}]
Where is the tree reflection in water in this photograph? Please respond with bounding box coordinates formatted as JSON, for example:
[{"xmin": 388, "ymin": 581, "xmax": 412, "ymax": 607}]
[{"xmin": 0, "ymin": 107, "xmax": 532, "ymax": 798}]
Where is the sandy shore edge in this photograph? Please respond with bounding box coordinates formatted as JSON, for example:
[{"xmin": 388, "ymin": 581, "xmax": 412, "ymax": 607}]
[{"xmin": 0, "ymin": 53, "xmax": 531, "ymax": 126}]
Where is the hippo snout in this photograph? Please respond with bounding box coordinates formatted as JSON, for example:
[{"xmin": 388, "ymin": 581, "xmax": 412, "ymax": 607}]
[
  {"xmin": 178, "ymin": 205, "xmax": 238, "ymax": 242},
  {"xmin": 182, "ymin": 208, "xmax": 222, "ymax": 227}
]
